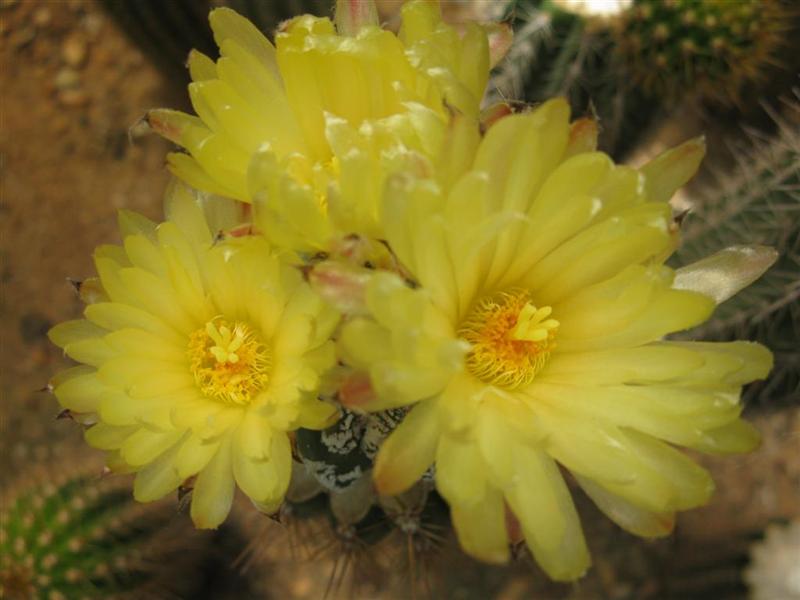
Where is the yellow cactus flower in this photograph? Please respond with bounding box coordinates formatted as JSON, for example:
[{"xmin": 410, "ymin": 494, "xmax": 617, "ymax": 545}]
[
  {"xmin": 48, "ymin": 183, "xmax": 339, "ymax": 529},
  {"xmin": 338, "ymin": 98, "xmax": 775, "ymax": 579},
  {"xmin": 148, "ymin": 0, "xmax": 497, "ymax": 252}
]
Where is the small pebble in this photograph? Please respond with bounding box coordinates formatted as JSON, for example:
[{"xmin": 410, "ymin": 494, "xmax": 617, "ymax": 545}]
[
  {"xmin": 82, "ymin": 13, "xmax": 104, "ymax": 38},
  {"xmin": 58, "ymin": 88, "xmax": 89, "ymax": 108},
  {"xmin": 62, "ymin": 33, "xmax": 87, "ymax": 68},
  {"xmin": 9, "ymin": 26, "xmax": 35, "ymax": 49},
  {"xmin": 54, "ymin": 67, "xmax": 80, "ymax": 90},
  {"xmin": 52, "ymin": 115, "xmax": 70, "ymax": 134},
  {"xmin": 33, "ymin": 6, "xmax": 51, "ymax": 27},
  {"xmin": 111, "ymin": 192, "xmax": 127, "ymax": 208}
]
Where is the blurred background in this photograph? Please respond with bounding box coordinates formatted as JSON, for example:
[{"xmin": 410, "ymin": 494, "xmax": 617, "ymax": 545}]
[{"xmin": 1, "ymin": 0, "xmax": 798, "ymax": 598}]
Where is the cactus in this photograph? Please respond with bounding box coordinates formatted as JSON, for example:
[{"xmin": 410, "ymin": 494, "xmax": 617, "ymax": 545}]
[
  {"xmin": 613, "ymin": 0, "xmax": 791, "ymax": 107},
  {"xmin": 291, "ymin": 407, "xmax": 446, "ymax": 594},
  {"xmin": 674, "ymin": 108, "xmax": 800, "ymax": 405},
  {"xmin": 488, "ymin": 1, "xmax": 657, "ymax": 157},
  {"xmin": 294, "ymin": 407, "xmax": 408, "ymax": 493},
  {"xmin": 231, "ymin": 406, "xmax": 454, "ymax": 598},
  {"xmin": 235, "ymin": 476, "xmax": 453, "ymax": 599},
  {"xmin": 0, "ymin": 460, "xmax": 209, "ymax": 599},
  {"xmin": 490, "ymin": 0, "xmax": 797, "ymax": 157}
]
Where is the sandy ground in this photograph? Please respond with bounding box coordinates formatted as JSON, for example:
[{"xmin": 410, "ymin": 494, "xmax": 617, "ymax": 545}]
[
  {"xmin": 0, "ymin": 0, "xmax": 182, "ymax": 476},
  {"xmin": 1, "ymin": 1, "xmax": 798, "ymax": 599}
]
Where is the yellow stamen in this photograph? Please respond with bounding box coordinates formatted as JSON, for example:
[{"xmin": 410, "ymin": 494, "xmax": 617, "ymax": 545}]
[
  {"xmin": 458, "ymin": 290, "xmax": 558, "ymax": 389},
  {"xmin": 187, "ymin": 317, "xmax": 271, "ymax": 405}
]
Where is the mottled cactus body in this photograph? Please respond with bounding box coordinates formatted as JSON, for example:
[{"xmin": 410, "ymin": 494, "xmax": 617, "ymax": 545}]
[{"xmin": 231, "ymin": 405, "xmax": 453, "ymax": 597}]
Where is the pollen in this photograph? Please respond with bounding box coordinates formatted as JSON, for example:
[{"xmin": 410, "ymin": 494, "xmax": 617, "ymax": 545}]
[
  {"xmin": 187, "ymin": 317, "xmax": 271, "ymax": 405},
  {"xmin": 458, "ymin": 290, "xmax": 558, "ymax": 389}
]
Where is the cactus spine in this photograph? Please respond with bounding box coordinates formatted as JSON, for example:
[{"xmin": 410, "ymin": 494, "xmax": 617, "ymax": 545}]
[
  {"xmin": 489, "ymin": 1, "xmax": 658, "ymax": 157},
  {"xmin": 614, "ymin": 0, "xmax": 790, "ymax": 107},
  {"xmin": 675, "ymin": 110, "xmax": 800, "ymax": 404},
  {"xmin": 490, "ymin": 0, "xmax": 797, "ymax": 156}
]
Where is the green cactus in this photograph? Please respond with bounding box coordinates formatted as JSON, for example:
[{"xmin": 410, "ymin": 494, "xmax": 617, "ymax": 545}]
[
  {"xmin": 614, "ymin": 0, "xmax": 791, "ymax": 106},
  {"xmin": 674, "ymin": 112, "xmax": 800, "ymax": 405},
  {"xmin": 489, "ymin": 1, "xmax": 657, "ymax": 157},
  {"xmin": 0, "ymin": 463, "xmax": 209, "ymax": 599},
  {"xmin": 490, "ymin": 0, "xmax": 797, "ymax": 157}
]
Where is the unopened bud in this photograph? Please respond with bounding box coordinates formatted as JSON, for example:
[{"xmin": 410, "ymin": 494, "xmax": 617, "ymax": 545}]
[{"xmin": 308, "ymin": 261, "xmax": 371, "ymax": 316}]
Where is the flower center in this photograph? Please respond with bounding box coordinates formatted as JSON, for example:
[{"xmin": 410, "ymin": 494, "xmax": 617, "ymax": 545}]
[
  {"xmin": 458, "ymin": 290, "xmax": 559, "ymax": 390},
  {"xmin": 187, "ymin": 317, "xmax": 271, "ymax": 406}
]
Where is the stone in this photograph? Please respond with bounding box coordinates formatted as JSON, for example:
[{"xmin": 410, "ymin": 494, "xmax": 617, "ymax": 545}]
[{"xmin": 62, "ymin": 33, "xmax": 87, "ymax": 68}]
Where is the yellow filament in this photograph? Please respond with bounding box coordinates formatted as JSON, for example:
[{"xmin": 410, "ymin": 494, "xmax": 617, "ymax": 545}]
[
  {"xmin": 458, "ymin": 290, "xmax": 558, "ymax": 389},
  {"xmin": 187, "ymin": 317, "xmax": 271, "ymax": 405}
]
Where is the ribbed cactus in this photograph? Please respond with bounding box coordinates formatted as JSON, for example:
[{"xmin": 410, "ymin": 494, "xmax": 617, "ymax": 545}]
[
  {"xmin": 488, "ymin": 1, "xmax": 657, "ymax": 157},
  {"xmin": 675, "ymin": 111, "xmax": 800, "ymax": 405},
  {"xmin": 490, "ymin": 0, "xmax": 797, "ymax": 156},
  {"xmin": 0, "ymin": 463, "xmax": 208, "ymax": 599},
  {"xmin": 614, "ymin": 0, "xmax": 790, "ymax": 106}
]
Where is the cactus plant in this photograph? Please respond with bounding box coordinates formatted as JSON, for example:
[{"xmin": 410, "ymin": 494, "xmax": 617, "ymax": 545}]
[
  {"xmin": 231, "ymin": 404, "xmax": 454, "ymax": 598},
  {"xmin": 490, "ymin": 0, "xmax": 797, "ymax": 157},
  {"xmin": 235, "ymin": 474, "xmax": 454, "ymax": 599},
  {"xmin": 488, "ymin": 1, "xmax": 657, "ymax": 157},
  {"xmin": 0, "ymin": 460, "xmax": 209, "ymax": 599},
  {"xmin": 613, "ymin": 0, "xmax": 791, "ymax": 107},
  {"xmin": 674, "ymin": 108, "xmax": 800, "ymax": 405}
]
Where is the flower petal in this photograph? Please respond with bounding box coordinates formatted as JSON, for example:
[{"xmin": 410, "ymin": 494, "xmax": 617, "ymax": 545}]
[
  {"xmin": 641, "ymin": 137, "xmax": 705, "ymax": 204},
  {"xmin": 191, "ymin": 436, "xmax": 235, "ymax": 529},
  {"xmin": 435, "ymin": 434, "xmax": 487, "ymax": 507},
  {"xmin": 450, "ymin": 486, "xmax": 510, "ymax": 564},
  {"xmin": 374, "ymin": 399, "xmax": 440, "ymax": 496},
  {"xmin": 133, "ymin": 439, "xmax": 185, "ymax": 502},
  {"xmin": 505, "ymin": 443, "xmax": 590, "ymax": 581},
  {"xmin": 673, "ymin": 245, "xmax": 778, "ymax": 305},
  {"xmin": 576, "ymin": 475, "xmax": 674, "ymax": 538}
]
